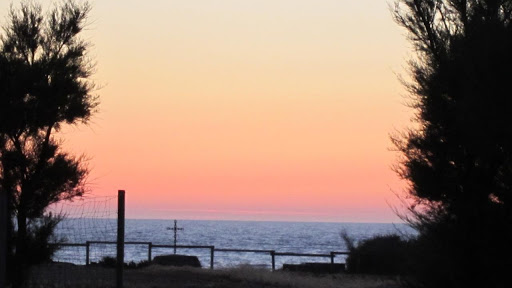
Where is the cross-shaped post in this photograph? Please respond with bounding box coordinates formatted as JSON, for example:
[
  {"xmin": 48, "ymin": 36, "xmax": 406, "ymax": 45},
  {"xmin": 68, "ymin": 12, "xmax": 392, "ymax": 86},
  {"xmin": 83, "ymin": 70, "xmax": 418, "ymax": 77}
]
[{"xmin": 169, "ymin": 220, "xmax": 183, "ymax": 254}]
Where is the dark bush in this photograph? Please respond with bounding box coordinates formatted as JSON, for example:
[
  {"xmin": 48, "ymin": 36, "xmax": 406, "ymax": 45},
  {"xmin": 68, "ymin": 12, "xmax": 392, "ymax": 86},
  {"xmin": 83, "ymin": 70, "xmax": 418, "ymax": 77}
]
[
  {"xmin": 25, "ymin": 216, "xmax": 63, "ymax": 265},
  {"xmin": 8, "ymin": 214, "xmax": 63, "ymax": 284},
  {"xmin": 98, "ymin": 256, "xmax": 117, "ymax": 268},
  {"xmin": 96, "ymin": 256, "xmax": 151, "ymax": 269},
  {"xmin": 343, "ymin": 233, "xmax": 410, "ymax": 275},
  {"xmin": 133, "ymin": 260, "xmax": 151, "ymax": 269},
  {"xmin": 126, "ymin": 261, "xmax": 137, "ymax": 269}
]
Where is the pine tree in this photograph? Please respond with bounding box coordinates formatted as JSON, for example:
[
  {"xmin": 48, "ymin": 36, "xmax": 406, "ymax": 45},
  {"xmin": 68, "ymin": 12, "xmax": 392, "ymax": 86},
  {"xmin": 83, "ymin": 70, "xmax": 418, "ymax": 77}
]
[
  {"xmin": 393, "ymin": 1, "xmax": 512, "ymax": 287},
  {"xmin": 0, "ymin": 1, "xmax": 97, "ymax": 286}
]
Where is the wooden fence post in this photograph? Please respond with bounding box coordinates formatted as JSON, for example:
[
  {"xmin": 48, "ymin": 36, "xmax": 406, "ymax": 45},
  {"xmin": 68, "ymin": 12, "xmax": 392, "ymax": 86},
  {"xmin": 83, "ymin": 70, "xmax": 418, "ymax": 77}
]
[
  {"xmin": 117, "ymin": 190, "xmax": 125, "ymax": 288},
  {"xmin": 86, "ymin": 241, "xmax": 90, "ymax": 266},
  {"xmin": 330, "ymin": 252, "xmax": 335, "ymax": 273},
  {"xmin": 271, "ymin": 251, "xmax": 275, "ymax": 272},
  {"xmin": 148, "ymin": 243, "xmax": 152, "ymax": 263},
  {"xmin": 210, "ymin": 246, "xmax": 215, "ymax": 269}
]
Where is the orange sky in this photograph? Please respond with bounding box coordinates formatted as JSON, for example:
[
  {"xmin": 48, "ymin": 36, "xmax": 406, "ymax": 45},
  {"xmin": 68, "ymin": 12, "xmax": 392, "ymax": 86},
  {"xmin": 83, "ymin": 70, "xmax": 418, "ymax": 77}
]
[{"xmin": 1, "ymin": 1, "xmax": 413, "ymax": 222}]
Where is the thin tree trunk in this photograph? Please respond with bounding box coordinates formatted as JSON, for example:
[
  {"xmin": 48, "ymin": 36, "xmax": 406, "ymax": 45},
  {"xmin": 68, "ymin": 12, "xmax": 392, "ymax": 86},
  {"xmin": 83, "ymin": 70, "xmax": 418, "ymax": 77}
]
[{"xmin": 13, "ymin": 211, "xmax": 27, "ymax": 288}]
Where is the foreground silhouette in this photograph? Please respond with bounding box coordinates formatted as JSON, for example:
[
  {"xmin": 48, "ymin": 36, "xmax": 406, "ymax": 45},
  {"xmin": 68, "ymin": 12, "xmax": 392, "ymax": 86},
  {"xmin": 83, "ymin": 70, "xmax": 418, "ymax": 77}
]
[
  {"xmin": 0, "ymin": 1, "xmax": 98, "ymax": 286},
  {"xmin": 392, "ymin": 1, "xmax": 512, "ymax": 287}
]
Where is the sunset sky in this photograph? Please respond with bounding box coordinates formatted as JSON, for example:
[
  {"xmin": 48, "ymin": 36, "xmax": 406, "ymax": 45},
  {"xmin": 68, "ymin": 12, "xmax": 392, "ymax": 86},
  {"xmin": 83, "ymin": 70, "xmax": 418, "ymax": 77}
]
[{"xmin": 1, "ymin": 1, "xmax": 413, "ymax": 223}]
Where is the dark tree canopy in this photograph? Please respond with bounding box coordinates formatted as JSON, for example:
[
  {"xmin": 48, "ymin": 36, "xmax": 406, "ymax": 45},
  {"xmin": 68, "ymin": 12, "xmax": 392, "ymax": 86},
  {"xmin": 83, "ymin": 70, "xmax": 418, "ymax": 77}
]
[
  {"xmin": 393, "ymin": 1, "xmax": 512, "ymax": 287},
  {"xmin": 0, "ymin": 1, "xmax": 97, "ymax": 286}
]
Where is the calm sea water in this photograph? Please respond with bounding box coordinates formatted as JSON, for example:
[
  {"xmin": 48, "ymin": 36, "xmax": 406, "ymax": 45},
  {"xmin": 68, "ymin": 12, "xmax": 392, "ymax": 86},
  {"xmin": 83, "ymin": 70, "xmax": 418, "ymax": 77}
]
[{"xmin": 53, "ymin": 219, "xmax": 415, "ymax": 269}]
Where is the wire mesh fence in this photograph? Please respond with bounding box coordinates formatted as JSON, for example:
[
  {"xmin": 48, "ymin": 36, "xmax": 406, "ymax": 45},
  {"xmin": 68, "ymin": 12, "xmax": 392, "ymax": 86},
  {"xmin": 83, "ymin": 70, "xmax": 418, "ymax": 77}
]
[{"xmin": 26, "ymin": 194, "xmax": 119, "ymax": 287}]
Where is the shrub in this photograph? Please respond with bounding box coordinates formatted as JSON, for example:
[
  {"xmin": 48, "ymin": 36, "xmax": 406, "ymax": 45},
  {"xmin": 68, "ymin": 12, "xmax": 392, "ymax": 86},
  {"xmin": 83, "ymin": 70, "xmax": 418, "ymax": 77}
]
[
  {"xmin": 96, "ymin": 256, "xmax": 151, "ymax": 269},
  {"xmin": 134, "ymin": 260, "xmax": 151, "ymax": 269},
  {"xmin": 342, "ymin": 233, "xmax": 410, "ymax": 275},
  {"xmin": 98, "ymin": 256, "xmax": 117, "ymax": 268}
]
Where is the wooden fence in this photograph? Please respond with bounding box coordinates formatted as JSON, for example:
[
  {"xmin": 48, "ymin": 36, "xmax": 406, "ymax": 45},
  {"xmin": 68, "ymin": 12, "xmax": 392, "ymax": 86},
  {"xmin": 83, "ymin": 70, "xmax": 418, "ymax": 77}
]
[{"xmin": 54, "ymin": 241, "xmax": 349, "ymax": 271}]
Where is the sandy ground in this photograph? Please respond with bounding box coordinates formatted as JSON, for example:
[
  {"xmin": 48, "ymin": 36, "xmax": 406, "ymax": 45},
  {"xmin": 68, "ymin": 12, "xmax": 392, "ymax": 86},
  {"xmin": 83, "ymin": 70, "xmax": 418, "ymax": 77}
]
[{"xmin": 26, "ymin": 264, "xmax": 401, "ymax": 288}]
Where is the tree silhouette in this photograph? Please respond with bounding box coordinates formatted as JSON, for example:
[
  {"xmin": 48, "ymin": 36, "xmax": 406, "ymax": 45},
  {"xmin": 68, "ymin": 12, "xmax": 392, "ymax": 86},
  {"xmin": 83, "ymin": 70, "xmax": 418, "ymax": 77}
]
[
  {"xmin": 0, "ymin": 1, "xmax": 96, "ymax": 286},
  {"xmin": 393, "ymin": 1, "xmax": 512, "ymax": 287}
]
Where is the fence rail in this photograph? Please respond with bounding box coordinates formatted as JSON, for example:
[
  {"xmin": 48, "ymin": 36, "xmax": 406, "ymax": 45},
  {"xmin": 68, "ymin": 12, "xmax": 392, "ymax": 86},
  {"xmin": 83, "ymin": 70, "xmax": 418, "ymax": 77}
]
[{"xmin": 53, "ymin": 242, "xmax": 349, "ymax": 271}]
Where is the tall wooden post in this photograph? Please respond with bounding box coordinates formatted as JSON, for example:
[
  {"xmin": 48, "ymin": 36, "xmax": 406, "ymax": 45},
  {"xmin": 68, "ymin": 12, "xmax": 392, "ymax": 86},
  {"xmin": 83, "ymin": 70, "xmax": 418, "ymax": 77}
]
[
  {"xmin": 117, "ymin": 190, "xmax": 125, "ymax": 288},
  {"xmin": 0, "ymin": 191, "xmax": 7, "ymax": 288}
]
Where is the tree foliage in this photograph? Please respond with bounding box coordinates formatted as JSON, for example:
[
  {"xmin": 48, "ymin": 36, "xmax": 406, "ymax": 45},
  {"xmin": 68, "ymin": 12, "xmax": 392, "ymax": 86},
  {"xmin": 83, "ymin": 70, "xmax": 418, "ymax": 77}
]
[
  {"xmin": 393, "ymin": 1, "xmax": 512, "ymax": 287},
  {"xmin": 0, "ymin": 1, "xmax": 96, "ymax": 286}
]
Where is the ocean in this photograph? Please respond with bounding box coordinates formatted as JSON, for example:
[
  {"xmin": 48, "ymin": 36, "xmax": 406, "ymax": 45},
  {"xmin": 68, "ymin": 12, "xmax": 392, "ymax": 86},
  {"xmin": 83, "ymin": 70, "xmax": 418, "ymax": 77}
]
[{"xmin": 53, "ymin": 219, "xmax": 416, "ymax": 269}]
